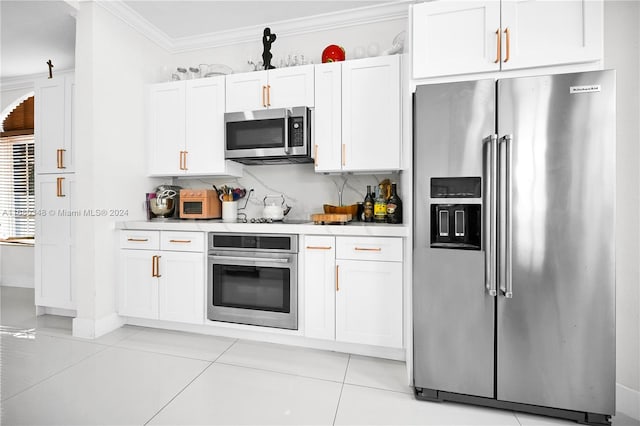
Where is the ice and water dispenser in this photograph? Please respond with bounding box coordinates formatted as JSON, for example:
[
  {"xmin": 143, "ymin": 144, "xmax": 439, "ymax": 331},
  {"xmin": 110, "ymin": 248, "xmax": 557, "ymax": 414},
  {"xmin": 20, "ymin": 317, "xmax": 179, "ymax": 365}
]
[{"xmin": 430, "ymin": 177, "xmax": 481, "ymax": 250}]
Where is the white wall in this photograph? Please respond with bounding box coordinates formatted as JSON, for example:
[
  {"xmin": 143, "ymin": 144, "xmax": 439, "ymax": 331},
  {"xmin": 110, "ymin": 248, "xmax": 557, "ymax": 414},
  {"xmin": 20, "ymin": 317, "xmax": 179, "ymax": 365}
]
[
  {"xmin": 0, "ymin": 245, "xmax": 34, "ymax": 288},
  {"xmin": 72, "ymin": 2, "xmax": 168, "ymax": 337},
  {"xmin": 604, "ymin": 0, "xmax": 640, "ymax": 416}
]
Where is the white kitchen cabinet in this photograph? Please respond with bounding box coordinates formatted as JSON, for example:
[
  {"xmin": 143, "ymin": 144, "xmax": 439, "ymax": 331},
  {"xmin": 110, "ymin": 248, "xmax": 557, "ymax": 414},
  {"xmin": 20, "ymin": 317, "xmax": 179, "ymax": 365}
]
[
  {"xmin": 118, "ymin": 230, "xmax": 205, "ymax": 324},
  {"xmin": 412, "ymin": 0, "xmax": 603, "ymax": 79},
  {"xmin": 34, "ymin": 174, "xmax": 75, "ymax": 310},
  {"xmin": 35, "ymin": 73, "xmax": 75, "ymax": 173},
  {"xmin": 314, "ymin": 56, "xmax": 401, "ymax": 173},
  {"xmin": 225, "ymin": 65, "xmax": 314, "ymax": 112},
  {"xmin": 302, "ymin": 235, "xmax": 403, "ymax": 349},
  {"xmin": 335, "ymin": 259, "xmax": 403, "ymax": 348},
  {"xmin": 303, "ymin": 236, "xmax": 336, "ymax": 340},
  {"xmin": 148, "ymin": 78, "xmax": 241, "ymax": 177}
]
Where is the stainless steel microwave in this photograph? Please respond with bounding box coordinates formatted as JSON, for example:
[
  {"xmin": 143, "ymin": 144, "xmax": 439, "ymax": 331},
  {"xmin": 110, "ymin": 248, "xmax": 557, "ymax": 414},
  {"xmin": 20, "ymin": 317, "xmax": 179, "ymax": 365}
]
[{"xmin": 224, "ymin": 107, "xmax": 312, "ymax": 165}]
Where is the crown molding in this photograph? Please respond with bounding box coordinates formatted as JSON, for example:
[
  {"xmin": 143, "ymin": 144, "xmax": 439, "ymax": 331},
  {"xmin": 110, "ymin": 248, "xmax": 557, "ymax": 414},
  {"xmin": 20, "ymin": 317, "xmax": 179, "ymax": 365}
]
[{"xmin": 96, "ymin": 1, "xmax": 411, "ymax": 54}]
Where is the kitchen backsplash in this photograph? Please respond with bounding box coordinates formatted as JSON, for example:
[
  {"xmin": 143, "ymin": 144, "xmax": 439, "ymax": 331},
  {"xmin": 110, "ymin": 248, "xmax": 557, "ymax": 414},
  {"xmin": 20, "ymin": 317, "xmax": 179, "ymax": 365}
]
[{"xmin": 169, "ymin": 164, "xmax": 400, "ymax": 221}]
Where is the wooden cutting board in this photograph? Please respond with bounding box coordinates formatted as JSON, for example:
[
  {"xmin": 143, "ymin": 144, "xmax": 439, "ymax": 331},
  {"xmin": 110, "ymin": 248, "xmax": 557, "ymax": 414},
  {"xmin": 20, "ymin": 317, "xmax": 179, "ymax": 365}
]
[{"xmin": 311, "ymin": 213, "xmax": 352, "ymax": 224}]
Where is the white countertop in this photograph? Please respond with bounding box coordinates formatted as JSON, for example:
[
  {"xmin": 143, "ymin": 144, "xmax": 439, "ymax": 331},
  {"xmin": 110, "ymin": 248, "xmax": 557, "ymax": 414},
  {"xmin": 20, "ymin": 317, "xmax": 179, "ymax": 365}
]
[{"xmin": 116, "ymin": 219, "xmax": 409, "ymax": 237}]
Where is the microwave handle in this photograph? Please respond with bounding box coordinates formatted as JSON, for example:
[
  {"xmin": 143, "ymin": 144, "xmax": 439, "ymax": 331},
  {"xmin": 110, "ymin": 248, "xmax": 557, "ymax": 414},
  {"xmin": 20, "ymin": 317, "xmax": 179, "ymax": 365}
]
[{"xmin": 283, "ymin": 109, "xmax": 290, "ymax": 154}]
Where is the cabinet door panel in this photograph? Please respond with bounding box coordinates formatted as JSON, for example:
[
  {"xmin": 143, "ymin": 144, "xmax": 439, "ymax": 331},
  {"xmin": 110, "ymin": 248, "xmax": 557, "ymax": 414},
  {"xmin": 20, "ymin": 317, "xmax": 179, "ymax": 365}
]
[
  {"xmin": 501, "ymin": 0, "xmax": 602, "ymax": 70},
  {"xmin": 185, "ymin": 77, "xmax": 226, "ymax": 174},
  {"xmin": 303, "ymin": 236, "xmax": 336, "ymax": 340},
  {"xmin": 158, "ymin": 252, "xmax": 204, "ymax": 324},
  {"xmin": 342, "ymin": 56, "xmax": 401, "ymax": 171},
  {"xmin": 35, "ymin": 77, "xmax": 66, "ymax": 174},
  {"xmin": 148, "ymin": 82, "xmax": 185, "ymax": 175},
  {"xmin": 268, "ymin": 65, "xmax": 315, "ymax": 108},
  {"xmin": 119, "ymin": 250, "xmax": 159, "ymax": 319},
  {"xmin": 336, "ymin": 260, "xmax": 402, "ymax": 348},
  {"xmin": 412, "ymin": 1, "xmax": 501, "ymax": 79},
  {"xmin": 313, "ymin": 63, "xmax": 342, "ymax": 172},
  {"xmin": 225, "ymin": 71, "xmax": 268, "ymax": 112}
]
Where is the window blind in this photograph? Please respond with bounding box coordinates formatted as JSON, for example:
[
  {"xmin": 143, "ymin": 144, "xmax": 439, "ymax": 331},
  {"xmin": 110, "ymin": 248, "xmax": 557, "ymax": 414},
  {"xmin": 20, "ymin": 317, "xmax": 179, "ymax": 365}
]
[{"xmin": 0, "ymin": 135, "xmax": 35, "ymax": 239}]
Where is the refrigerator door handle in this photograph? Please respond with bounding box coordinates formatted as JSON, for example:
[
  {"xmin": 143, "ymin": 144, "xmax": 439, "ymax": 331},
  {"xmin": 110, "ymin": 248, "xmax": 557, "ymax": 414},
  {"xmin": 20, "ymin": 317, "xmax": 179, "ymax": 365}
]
[
  {"xmin": 483, "ymin": 135, "xmax": 498, "ymax": 297},
  {"xmin": 499, "ymin": 134, "xmax": 513, "ymax": 298}
]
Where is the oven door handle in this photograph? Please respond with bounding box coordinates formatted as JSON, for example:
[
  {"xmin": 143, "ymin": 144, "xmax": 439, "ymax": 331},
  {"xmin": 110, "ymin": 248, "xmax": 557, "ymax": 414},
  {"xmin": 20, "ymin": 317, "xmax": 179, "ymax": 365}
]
[{"xmin": 210, "ymin": 255, "xmax": 291, "ymax": 264}]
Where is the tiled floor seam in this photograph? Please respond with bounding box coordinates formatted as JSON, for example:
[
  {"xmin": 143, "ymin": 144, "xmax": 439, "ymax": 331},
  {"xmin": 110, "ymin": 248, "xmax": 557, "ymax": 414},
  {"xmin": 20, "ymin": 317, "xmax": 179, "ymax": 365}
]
[
  {"xmin": 0, "ymin": 342, "xmax": 111, "ymax": 403},
  {"xmin": 143, "ymin": 339, "xmax": 238, "ymax": 425},
  {"xmin": 213, "ymin": 360, "xmax": 346, "ymax": 385},
  {"xmin": 332, "ymin": 354, "xmax": 351, "ymax": 426}
]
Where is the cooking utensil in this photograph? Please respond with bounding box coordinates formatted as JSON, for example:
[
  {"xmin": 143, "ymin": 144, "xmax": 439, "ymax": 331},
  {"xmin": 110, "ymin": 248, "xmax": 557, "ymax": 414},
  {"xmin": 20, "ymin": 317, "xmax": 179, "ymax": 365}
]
[{"xmin": 262, "ymin": 194, "xmax": 291, "ymax": 221}]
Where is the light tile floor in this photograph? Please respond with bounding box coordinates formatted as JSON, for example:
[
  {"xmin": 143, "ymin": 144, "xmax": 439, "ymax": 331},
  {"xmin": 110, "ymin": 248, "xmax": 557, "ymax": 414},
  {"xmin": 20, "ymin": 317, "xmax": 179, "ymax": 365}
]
[{"xmin": 1, "ymin": 286, "xmax": 638, "ymax": 426}]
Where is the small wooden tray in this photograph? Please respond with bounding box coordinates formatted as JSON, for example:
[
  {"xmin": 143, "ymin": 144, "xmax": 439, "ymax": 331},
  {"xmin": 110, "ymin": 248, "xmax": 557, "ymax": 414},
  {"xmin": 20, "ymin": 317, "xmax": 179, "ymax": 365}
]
[{"xmin": 311, "ymin": 213, "xmax": 353, "ymax": 225}]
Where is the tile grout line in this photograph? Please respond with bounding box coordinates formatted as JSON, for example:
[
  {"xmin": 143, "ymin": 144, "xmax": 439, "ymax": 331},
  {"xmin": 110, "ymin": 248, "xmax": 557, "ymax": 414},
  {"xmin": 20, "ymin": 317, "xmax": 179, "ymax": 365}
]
[
  {"xmin": 214, "ymin": 360, "xmax": 345, "ymax": 385},
  {"xmin": 143, "ymin": 338, "xmax": 239, "ymax": 426},
  {"xmin": 332, "ymin": 354, "xmax": 351, "ymax": 426}
]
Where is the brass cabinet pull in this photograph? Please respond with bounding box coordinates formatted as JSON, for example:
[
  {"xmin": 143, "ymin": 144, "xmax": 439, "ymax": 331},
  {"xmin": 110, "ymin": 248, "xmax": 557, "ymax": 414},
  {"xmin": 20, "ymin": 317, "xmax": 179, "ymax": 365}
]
[
  {"xmin": 151, "ymin": 255, "xmax": 157, "ymax": 277},
  {"xmin": 155, "ymin": 255, "xmax": 161, "ymax": 278},
  {"xmin": 306, "ymin": 246, "xmax": 332, "ymax": 250},
  {"xmin": 56, "ymin": 149, "xmax": 66, "ymax": 169},
  {"xmin": 169, "ymin": 239, "xmax": 192, "ymax": 243},
  {"xmin": 56, "ymin": 177, "xmax": 65, "ymax": 197},
  {"xmin": 354, "ymin": 247, "xmax": 382, "ymax": 252},
  {"xmin": 262, "ymin": 85, "xmax": 267, "ymax": 107},
  {"xmin": 127, "ymin": 238, "xmax": 149, "ymax": 242},
  {"xmin": 267, "ymin": 85, "xmax": 271, "ymax": 107},
  {"xmin": 183, "ymin": 151, "xmax": 188, "ymax": 171},
  {"xmin": 336, "ymin": 265, "xmax": 340, "ymax": 292},
  {"xmin": 341, "ymin": 144, "xmax": 346, "ymax": 166},
  {"xmin": 504, "ymin": 27, "xmax": 511, "ymax": 62},
  {"xmin": 179, "ymin": 151, "xmax": 183, "ymax": 170},
  {"xmin": 314, "ymin": 144, "xmax": 318, "ymax": 167},
  {"xmin": 494, "ymin": 29, "xmax": 501, "ymax": 63}
]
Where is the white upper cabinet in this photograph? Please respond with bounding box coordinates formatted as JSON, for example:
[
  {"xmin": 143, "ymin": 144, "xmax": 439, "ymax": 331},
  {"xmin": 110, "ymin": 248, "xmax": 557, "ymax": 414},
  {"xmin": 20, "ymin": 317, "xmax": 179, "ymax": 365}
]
[
  {"xmin": 35, "ymin": 74, "xmax": 75, "ymax": 173},
  {"xmin": 342, "ymin": 55, "xmax": 401, "ymax": 172},
  {"xmin": 413, "ymin": 1, "xmax": 501, "ymax": 79},
  {"xmin": 225, "ymin": 65, "xmax": 314, "ymax": 112},
  {"xmin": 148, "ymin": 77, "xmax": 240, "ymax": 177},
  {"xmin": 313, "ymin": 62, "xmax": 343, "ymax": 172},
  {"xmin": 412, "ymin": 0, "xmax": 603, "ymax": 79}
]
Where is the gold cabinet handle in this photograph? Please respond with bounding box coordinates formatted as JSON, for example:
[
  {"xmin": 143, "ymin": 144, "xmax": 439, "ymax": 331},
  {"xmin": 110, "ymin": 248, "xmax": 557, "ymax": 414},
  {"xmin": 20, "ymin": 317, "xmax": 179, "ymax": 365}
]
[
  {"xmin": 56, "ymin": 177, "xmax": 65, "ymax": 197},
  {"xmin": 57, "ymin": 149, "xmax": 66, "ymax": 169},
  {"xmin": 306, "ymin": 246, "xmax": 332, "ymax": 250},
  {"xmin": 151, "ymin": 255, "xmax": 157, "ymax": 277},
  {"xmin": 169, "ymin": 239, "xmax": 192, "ymax": 243},
  {"xmin": 354, "ymin": 247, "xmax": 382, "ymax": 252},
  {"xmin": 336, "ymin": 265, "xmax": 340, "ymax": 292},
  {"xmin": 183, "ymin": 151, "xmax": 188, "ymax": 171},
  {"xmin": 262, "ymin": 85, "xmax": 267, "ymax": 107},
  {"xmin": 155, "ymin": 255, "xmax": 161, "ymax": 278},
  {"xmin": 342, "ymin": 144, "xmax": 346, "ymax": 166},
  {"xmin": 127, "ymin": 238, "xmax": 149, "ymax": 242},
  {"xmin": 314, "ymin": 144, "xmax": 318, "ymax": 167},
  {"xmin": 179, "ymin": 151, "xmax": 183, "ymax": 170},
  {"xmin": 494, "ymin": 28, "xmax": 501, "ymax": 64},
  {"xmin": 267, "ymin": 85, "xmax": 271, "ymax": 107},
  {"xmin": 504, "ymin": 27, "xmax": 511, "ymax": 62}
]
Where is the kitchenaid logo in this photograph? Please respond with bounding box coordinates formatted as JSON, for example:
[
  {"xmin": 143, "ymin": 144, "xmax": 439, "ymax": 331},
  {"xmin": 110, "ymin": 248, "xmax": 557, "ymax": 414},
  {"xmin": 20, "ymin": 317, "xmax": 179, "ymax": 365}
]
[{"xmin": 570, "ymin": 85, "xmax": 601, "ymax": 94}]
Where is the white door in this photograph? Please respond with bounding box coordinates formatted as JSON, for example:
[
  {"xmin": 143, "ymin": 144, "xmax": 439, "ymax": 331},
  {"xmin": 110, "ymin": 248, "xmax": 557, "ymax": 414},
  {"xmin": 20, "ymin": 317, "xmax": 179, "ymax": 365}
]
[
  {"xmin": 148, "ymin": 81, "xmax": 185, "ymax": 176},
  {"xmin": 158, "ymin": 251, "xmax": 205, "ymax": 324},
  {"xmin": 119, "ymin": 250, "xmax": 159, "ymax": 319},
  {"xmin": 500, "ymin": 0, "xmax": 603, "ymax": 70},
  {"xmin": 342, "ymin": 56, "xmax": 401, "ymax": 172},
  {"xmin": 185, "ymin": 77, "xmax": 226, "ymax": 174},
  {"xmin": 35, "ymin": 76, "xmax": 67, "ymax": 174},
  {"xmin": 267, "ymin": 65, "xmax": 315, "ymax": 109},
  {"xmin": 335, "ymin": 259, "xmax": 403, "ymax": 348},
  {"xmin": 34, "ymin": 175, "xmax": 74, "ymax": 309},
  {"xmin": 225, "ymin": 71, "xmax": 268, "ymax": 112},
  {"xmin": 313, "ymin": 62, "xmax": 342, "ymax": 172},
  {"xmin": 412, "ymin": 1, "xmax": 501, "ymax": 79},
  {"xmin": 303, "ymin": 236, "xmax": 336, "ymax": 340}
]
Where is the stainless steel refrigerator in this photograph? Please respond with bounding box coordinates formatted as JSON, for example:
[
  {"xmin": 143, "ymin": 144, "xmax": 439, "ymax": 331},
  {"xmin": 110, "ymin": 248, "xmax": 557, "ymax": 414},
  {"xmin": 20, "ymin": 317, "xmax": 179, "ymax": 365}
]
[{"xmin": 412, "ymin": 71, "xmax": 615, "ymax": 425}]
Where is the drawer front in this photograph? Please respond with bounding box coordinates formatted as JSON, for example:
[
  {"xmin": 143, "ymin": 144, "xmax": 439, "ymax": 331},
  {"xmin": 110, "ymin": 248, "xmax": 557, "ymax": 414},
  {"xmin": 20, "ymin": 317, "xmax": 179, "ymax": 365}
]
[
  {"xmin": 336, "ymin": 237, "xmax": 402, "ymax": 262},
  {"xmin": 160, "ymin": 231, "xmax": 205, "ymax": 252},
  {"xmin": 120, "ymin": 230, "xmax": 159, "ymax": 250}
]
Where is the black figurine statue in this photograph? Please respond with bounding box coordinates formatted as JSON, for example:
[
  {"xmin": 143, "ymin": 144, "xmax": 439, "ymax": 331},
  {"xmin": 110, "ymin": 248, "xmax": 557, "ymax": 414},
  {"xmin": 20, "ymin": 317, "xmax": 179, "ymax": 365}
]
[{"xmin": 262, "ymin": 27, "xmax": 277, "ymax": 70}]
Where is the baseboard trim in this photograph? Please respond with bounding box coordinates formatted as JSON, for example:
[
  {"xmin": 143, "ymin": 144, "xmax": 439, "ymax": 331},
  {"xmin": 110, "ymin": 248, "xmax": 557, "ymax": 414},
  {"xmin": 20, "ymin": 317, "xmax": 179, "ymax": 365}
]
[
  {"xmin": 72, "ymin": 313, "xmax": 124, "ymax": 339},
  {"xmin": 617, "ymin": 383, "xmax": 640, "ymax": 420},
  {"xmin": 0, "ymin": 282, "xmax": 35, "ymax": 289}
]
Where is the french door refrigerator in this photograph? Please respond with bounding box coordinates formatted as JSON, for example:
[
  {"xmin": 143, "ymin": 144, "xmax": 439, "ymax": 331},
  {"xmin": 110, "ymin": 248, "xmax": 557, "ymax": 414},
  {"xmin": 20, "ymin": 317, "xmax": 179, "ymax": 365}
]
[{"xmin": 413, "ymin": 70, "xmax": 615, "ymax": 425}]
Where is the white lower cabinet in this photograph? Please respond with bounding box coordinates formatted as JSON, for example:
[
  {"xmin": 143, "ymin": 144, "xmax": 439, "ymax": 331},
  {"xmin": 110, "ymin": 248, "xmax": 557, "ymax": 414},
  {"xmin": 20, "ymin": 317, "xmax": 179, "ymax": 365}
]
[
  {"xmin": 303, "ymin": 235, "xmax": 403, "ymax": 349},
  {"xmin": 119, "ymin": 230, "xmax": 204, "ymax": 324}
]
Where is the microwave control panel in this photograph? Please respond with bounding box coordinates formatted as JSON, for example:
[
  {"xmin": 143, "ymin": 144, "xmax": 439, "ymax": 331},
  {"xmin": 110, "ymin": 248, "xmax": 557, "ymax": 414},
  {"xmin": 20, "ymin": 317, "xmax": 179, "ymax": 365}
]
[{"xmin": 290, "ymin": 116, "xmax": 304, "ymax": 147}]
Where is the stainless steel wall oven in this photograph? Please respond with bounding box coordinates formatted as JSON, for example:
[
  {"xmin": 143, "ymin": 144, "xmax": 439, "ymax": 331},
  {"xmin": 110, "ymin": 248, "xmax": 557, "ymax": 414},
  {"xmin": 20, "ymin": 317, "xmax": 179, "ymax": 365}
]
[{"xmin": 207, "ymin": 233, "xmax": 298, "ymax": 330}]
